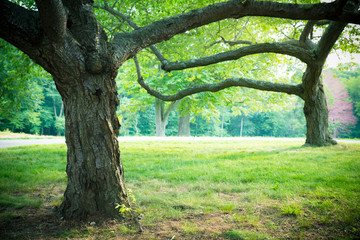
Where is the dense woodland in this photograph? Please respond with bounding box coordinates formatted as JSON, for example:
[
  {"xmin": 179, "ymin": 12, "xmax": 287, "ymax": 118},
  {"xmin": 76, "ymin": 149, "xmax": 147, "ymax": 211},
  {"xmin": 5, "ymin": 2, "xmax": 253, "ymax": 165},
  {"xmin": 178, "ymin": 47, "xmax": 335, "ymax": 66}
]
[{"xmin": 1, "ymin": 39, "xmax": 359, "ymax": 138}]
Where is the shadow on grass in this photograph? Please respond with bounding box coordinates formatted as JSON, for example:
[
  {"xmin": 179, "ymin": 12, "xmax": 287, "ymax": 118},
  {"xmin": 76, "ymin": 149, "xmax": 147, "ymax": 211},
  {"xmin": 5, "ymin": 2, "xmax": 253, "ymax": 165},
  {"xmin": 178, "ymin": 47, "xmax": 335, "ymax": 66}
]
[{"xmin": 0, "ymin": 206, "xmax": 78, "ymax": 240}]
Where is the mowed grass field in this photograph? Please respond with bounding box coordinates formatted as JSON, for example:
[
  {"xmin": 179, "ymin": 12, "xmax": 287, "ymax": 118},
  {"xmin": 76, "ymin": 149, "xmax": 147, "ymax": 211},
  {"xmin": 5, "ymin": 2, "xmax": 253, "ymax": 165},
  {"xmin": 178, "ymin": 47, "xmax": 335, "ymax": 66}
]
[{"xmin": 0, "ymin": 140, "xmax": 359, "ymax": 239}]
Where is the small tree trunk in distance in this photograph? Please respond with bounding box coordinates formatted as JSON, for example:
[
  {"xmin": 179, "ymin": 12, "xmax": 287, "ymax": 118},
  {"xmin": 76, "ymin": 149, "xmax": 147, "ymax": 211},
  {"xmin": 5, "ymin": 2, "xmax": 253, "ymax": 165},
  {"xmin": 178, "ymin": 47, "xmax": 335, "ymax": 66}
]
[
  {"xmin": 178, "ymin": 111, "xmax": 191, "ymax": 136},
  {"xmin": 240, "ymin": 116, "xmax": 244, "ymax": 137},
  {"xmin": 135, "ymin": 116, "xmax": 139, "ymax": 135},
  {"xmin": 155, "ymin": 98, "xmax": 166, "ymax": 137},
  {"xmin": 220, "ymin": 115, "xmax": 224, "ymax": 137},
  {"xmin": 155, "ymin": 98, "xmax": 180, "ymax": 137}
]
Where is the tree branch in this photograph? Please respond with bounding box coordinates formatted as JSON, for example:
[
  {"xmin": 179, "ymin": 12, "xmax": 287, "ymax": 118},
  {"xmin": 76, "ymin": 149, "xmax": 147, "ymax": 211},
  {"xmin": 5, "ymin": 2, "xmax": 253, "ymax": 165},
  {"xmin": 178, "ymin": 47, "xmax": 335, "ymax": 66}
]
[
  {"xmin": 206, "ymin": 37, "xmax": 253, "ymax": 48},
  {"xmin": 164, "ymin": 100, "xmax": 181, "ymax": 120},
  {"xmin": 0, "ymin": 0, "xmax": 42, "ymax": 55},
  {"xmin": 316, "ymin": 21, "xmax": 347, "ymax": 64},
  {"xmin": 119, "ymin": 0, "xmax": 359, "ymax": 50},
  {"xmin": 315, "ymin": 20, "xmax": 331, "ymax": 26},
  {"xmin": 138, "ymin": 75, "xmax": 304, "ymax": 102},
  {"xmin": 314, "ymin": 0, "xmax": 360, "ymax": 63},
  {"xmin": 99, "ymin": 4, "xmax": 139, "ymax": 30},
  {"xmin": 299, "ymin": 21, "xmax": 316, "ymax": 42},
  {"xmin": 134, "ymin": 55, "xmax": 304, "ymax": 101},
  {"xmin": 220, "ymin": 36, "xmax": 253, "ymax": 46},
  {"xmin": 35, "ymin": 0, "xmax": 67, "ymax": 43},
  {"xmin": 96, "ymin": 4, "xmax": 168, "ymax": 64},
  {"xmin": 161, "ymin": 41, "xmax": 314, "ymax": 72}
]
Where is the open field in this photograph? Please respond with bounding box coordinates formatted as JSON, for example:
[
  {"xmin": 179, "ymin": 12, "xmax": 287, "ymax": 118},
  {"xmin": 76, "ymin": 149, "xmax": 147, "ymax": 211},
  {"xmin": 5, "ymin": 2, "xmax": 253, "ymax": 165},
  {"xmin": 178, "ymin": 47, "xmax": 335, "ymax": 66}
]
[{"xmin": 0, "ymin": 140, "xmax": 359, "ymax": 239}]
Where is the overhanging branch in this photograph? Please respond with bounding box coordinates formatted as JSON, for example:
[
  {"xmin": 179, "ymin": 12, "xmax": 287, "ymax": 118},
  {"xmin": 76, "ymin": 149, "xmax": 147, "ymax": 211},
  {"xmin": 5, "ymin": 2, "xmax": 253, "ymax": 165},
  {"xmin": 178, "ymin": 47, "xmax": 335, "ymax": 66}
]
[
  {"xmin": 162, "ymin": 41, "xmax": 314, "ymax": 72},
  {"xmin": 134, "ymin": 57, "xmax": 304, "ymax": 102},
  {"xmin": 121, "ymin": 0, "xmax": 359, "ymax": 50},
  {"xmin": 138, "ymin": 74, "xmax": 304, "ymax": 102},
  {"xmin": 300, "ymin": 21, "xmax": 316, "ymax": 42},
  {"xmin": 96, "ymin": 4, "xmax": 168, "ymax": 64},
  {"xmin": 0, "ymin": 0, "xmax": 42, "ymax": 54},
  {"xmin": 35, "ymin": 0, "xmax": 67, "ymax": 43},
  {"xmin": 316, "ymin": 21, "xmax": 347, "ymax": 63}
]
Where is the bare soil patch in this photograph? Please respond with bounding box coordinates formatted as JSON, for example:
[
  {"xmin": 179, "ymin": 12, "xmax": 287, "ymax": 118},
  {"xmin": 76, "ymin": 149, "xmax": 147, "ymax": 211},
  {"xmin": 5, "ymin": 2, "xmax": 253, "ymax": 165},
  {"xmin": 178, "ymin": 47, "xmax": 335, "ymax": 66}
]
[{"xmin": 1, "ymin": 194, "xmax": 360, "ymax": 240}]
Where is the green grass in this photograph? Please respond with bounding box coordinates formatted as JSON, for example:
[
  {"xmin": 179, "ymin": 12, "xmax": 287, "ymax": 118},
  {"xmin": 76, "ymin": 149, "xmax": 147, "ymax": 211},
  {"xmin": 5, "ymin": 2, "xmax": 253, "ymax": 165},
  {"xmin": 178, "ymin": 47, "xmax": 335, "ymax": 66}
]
[
  {"xmin": 0, "ymin": 144, "xmax": 67, "ymax": 210},
  {"xmin": 0, "ymin": 140, "xmax": 360, "ymax": 239}
]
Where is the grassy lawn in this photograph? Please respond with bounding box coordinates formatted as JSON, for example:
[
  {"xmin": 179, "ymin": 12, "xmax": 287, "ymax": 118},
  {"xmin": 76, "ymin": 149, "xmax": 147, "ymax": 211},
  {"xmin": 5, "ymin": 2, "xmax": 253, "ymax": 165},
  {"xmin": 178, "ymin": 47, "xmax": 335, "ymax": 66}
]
[{"xmin": 0, "ymin": 140, "xmax": 359, "ymax": 239}]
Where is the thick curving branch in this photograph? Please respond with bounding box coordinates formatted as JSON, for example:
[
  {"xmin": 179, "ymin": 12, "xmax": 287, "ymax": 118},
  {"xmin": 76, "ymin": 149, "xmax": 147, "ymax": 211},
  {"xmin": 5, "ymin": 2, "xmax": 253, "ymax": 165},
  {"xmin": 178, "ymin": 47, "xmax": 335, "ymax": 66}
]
[
  {"xmin": 118, "ymin": 0, "xmax": 359, "ymax": 51},
  {"xmin": 161, "ymin": 41, "xmax": 314, "ymax": 72},
  {"xmin": 134, "ymin": 56, "xmax": 304, "ymax": 102},
  {"xmin": 35, "ymin": 0, "xmax": 67, "ymax": 43},
  {"xmin": 315, "ymin": 0, "xmax": 358, "ymax": 62},
  {"xmin": 0, "ymin": 0, "xmax": 42, "ymax": 55},
  {"xmin": 300, "ymin": 21, "xmax": 316, "ymax": 42},
  {"xmin": 138, "ymin": 74, "xmax": 305, "ymax": 102},
  {"xmin": 316, "ymin": 21, "xmax": 347, "ymax": 64}
]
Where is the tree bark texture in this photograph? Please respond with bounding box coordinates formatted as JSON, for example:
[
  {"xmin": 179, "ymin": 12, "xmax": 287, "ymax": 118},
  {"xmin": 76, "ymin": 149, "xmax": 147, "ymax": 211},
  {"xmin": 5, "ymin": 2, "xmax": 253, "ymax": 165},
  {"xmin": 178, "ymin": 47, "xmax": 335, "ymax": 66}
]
[
  {"xmin": 0, "ymin": 1, "xmax": 132, "ymax": 219},
  {"xmin": 58, "ymin": 73, "xmax": 129, "ymax": 219},
  {"xmin": 302, "ymin": 67, "xmax": 337, "ymax": 146}
]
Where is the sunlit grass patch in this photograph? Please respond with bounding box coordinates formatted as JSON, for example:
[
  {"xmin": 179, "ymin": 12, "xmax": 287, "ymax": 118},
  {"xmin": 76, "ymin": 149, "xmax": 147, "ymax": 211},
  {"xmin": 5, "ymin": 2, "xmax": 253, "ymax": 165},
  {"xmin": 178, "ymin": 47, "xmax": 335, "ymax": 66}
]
[
  {"xmin": 122, "ymin": 141, "xmax": 360, "ymax": 238},
  {"xmin": 0, "ymin": 140, "xmax": 359, "ymax": 239},
  {"xmin": 0, "ymin": 145, "xmax": 66, "ymax": 210}
]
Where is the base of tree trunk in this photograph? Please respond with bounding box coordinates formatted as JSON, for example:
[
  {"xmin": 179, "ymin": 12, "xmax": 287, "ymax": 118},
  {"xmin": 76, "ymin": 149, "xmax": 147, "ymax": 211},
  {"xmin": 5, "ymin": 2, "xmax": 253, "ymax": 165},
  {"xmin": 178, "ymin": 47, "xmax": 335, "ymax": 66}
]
[{"xmin": 304, "ymin": 138, "xmax": 337, "ymax": 147}]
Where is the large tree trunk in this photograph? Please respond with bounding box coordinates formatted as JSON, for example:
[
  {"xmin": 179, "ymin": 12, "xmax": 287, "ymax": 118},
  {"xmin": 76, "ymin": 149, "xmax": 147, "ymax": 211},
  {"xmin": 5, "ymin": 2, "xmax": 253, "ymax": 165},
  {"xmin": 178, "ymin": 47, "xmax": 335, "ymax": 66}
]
[
  {"xmin": 177, "ymin": 111, "xmax": 191, "ymax": 136},
  {"xmin": 302, "ymin": 67, "xmax": 337, "ymax": 146},
  {"xmin": 58, "ymin": 72, "xmax": 129, "ymax": 219}
]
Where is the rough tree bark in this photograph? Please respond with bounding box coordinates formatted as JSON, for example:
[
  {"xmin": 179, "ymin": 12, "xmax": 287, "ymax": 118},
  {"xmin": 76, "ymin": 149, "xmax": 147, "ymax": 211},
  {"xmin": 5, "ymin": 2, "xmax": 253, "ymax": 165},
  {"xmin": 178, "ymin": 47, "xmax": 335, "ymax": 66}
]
[
  {"xmin": 301, "ymin": 21, "xmax": 347, "ymax": 146},
  {"xmin": 302, "ymin": 68, "xmax": 337, "ymax": 146},
  {"xmin": 58, "ymin": 72, "xmax": 129, "ymax": 219},
  {"xmin": 0, "ymin": 0, "xmax": 131, "ymax": 219}
]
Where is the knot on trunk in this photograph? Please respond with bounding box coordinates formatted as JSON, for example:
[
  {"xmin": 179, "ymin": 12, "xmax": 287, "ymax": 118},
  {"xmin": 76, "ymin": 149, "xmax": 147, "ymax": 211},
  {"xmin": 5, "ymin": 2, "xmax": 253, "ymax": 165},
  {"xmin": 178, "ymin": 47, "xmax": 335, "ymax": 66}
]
[
  {"xmin": 303, "ymin": 105, "xmax": 312, "ymax": 115},
  {"xmin": 85, "ymin": 52, "xmax": 103, "ymax": 74},
  {"xmin": 94, "ymin": 88, "xmax": 102, "ymax": 98}
]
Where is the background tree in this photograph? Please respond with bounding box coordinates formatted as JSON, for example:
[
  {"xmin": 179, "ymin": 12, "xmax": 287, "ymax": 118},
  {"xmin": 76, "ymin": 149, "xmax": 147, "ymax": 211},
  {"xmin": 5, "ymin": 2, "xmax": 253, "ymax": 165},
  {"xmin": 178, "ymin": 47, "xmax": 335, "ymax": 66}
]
[
  {"xmin": 0, "ymin": 39, "xmax": 49, "ymax": 134},
  {"xmin": 331, "ymin": 64, "xmax": 360, "ymax": 137},
  {"xmin": 1, "ymin": 0, "xmax": 359, "ymax": 220}
]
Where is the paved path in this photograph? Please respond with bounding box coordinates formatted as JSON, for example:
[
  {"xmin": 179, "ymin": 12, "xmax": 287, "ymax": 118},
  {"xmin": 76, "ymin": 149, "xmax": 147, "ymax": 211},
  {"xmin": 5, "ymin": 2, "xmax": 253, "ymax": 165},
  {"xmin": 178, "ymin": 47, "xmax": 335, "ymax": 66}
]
[
  {"xmin": 0, "ymin": 138, "xmax": 66, "ymax": 148},
  {"xmin": 0, "ymin": 137, "xmax": 359, "ymax": 149}
]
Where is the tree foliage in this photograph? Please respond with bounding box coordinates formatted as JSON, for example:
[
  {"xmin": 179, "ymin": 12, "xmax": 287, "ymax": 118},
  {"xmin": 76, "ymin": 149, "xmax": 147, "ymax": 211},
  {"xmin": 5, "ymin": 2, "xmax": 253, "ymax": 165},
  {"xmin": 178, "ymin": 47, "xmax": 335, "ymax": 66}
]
[
  {"xmin": 332, "ymin": 64, "xmax": 360, "ymax": 137},
  {"xmin": 0, "ymin": 39, "xmax": 64, "ymax": 135}
]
